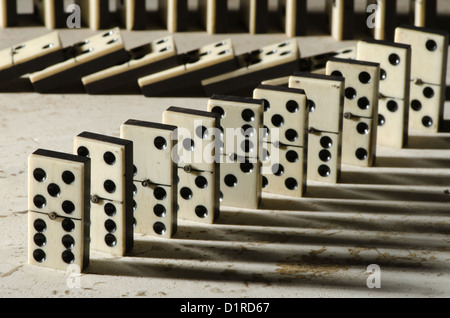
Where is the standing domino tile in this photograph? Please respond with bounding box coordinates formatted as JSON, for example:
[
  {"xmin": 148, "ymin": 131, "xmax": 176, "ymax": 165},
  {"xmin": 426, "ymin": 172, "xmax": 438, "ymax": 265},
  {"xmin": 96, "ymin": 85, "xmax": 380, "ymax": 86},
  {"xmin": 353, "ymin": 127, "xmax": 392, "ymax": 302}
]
[
  {"xmin": 28, "ymin": 149, "xmax": 90, "ymax": 272},
  {"xmin": 117, "ymin": 0, "xmax": 146, "ymax": 30},
  {"xmin": 33, "ymin": 0, "xmax": 65, "ymax": 29},
  {"xmin": 0, "ymin": 0, "xmax": 17, "ymax": 28},
  {"xmin": 120, "ymin": 120, "xmax": 178, "ymax": 238},
  {"xmin": 202, "ymin": 39, "xmax": 300, "ymax": 96},
  {"xmin": 253, "ymin": 85, "xmax": 309, "ymax": 198},
  {"xmin": 74, "ymin": 132, "xmax": 134, "ymax": 256},
  {"xmin": 75, "ymin": 0, "xmax": 110, "ymax": 30},
  {"xmin": 0, "ymin": 32, "xmax": 65, "ymax": 85},
  {"xmin": 367, "ymin": 0, "xmax": 397, "ymax": 41},
  {"xmin": 326, "ymin": 0, "xmax": 354, "ymax": 41},
  {"xmin": 411, "ymin": 0, "xmax": 437, "ymax": 28},
  {"xmin": 30, "ymin": 28, "xmax": 129, "ymax": 93},
  {"xmin": 138, "ymin": 39, "xmax": 237, "ymax": 97},
  {"xmin": 240, "ymin": 0, "xmax": 268, "ymax": 34},
  {"xmin": 158, "ymin": 0, "xmax": 188, "ymax": 33},
  {"xmin": 162, "ymin": 107, "xmax": 220, "ymax": 224},
  {"xmin": 207, "ymin": 95, "xmax": 264, "ymax": 209},
  {"xmin": 278, "ymin": 0, "xmax": 307, "ymax": 37},
  {"xmin": 326, "ymin": 58, "xmax": 380, "ymax": 167},
  {"xmin": 357, "ymin": 39, "xmax": 411, "ymax": 148},
  {"xmin": 82, "ymin": 36, "xmax": 178, "ymax": 94},
  {"xmin": 198, "ymin": 0, "xmax": 228, "ymax": 34},
  {"xmin": 289, "ymin": 72, "xmax": 345, "ymax": 184},
  {"xmin": 395, "ymin": 25, "xmax": 449, "ymax": 132}
]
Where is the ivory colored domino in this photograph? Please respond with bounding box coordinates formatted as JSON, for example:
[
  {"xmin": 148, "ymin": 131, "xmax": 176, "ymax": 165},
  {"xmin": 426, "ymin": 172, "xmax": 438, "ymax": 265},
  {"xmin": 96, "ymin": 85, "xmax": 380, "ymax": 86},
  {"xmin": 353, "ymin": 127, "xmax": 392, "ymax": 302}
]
[
  {"xmin": 28, "ymin": 149, "xmax": 90, "ymax": 272},
  {"xmin": 357, "ymin": 39, "xmax": 411, "ymax": 148},
  {"xmin": 75, "ymin": 0, "xmax": 110, "ymax": 30},
  {"xmin": 278, "ymin": 0, "xmax": 307, "ymax": 37},
  {"xmin": 162, "ymin": 107, "xmax": 221, "ymax": 224},
  {"xmin": 326, "ymin": 58, "xmax": 380, "ymax": 167},
  {"xmin": 289, "ymin": 72, "xmax": 345, "ymax": 183},
  {"xmin": 0, "ymin": 31, "xmax": 65, "ymax": 84},
  {"xmin": 33, "ymin": 0, "xmax": 65, "ymax": 29},
  {"xmin": 120, "ymin": 120, "xmax": 178, "ymax": 238},
  {"xmin": 240, "ymin": 0, "xmax": 268, "ymax": 34},
  {"xmin": 411, "ymin": 0, "xmax": 437, "ymax": 28},
  {"xmin": 117, "ymin": 0, "xmax": 146, "ymax": 30},
  {"xmin": 207, "ymin": 95, "xmax": 263, "ymax": 209},
  {"xmin": 0, "ymin": 0, "xmax": 17, "ymax": 28},
  {"xmin": 138, "ymin": 39, "xmax": 237, "ymax": 97},
  {"xmin": 198, "ymin": 0, "xmax": 228, "ymax": 34},
  {"xmin": 82, "ymin": 36, "xmax": 178, "ymax": 94},
  {"xmin": 202, "ymin": 39, "xmax": 300, "ymax": 96},
  {"xmin": 395, "ymin": 25, "xmax": 449, "ymax": 132},
  {"xmin": 30, "ymin": 28, "xmax": 128, "ymax": 93},
  {"xmin": 158, "ymin": 0, "xmax": 188, "ymax": 33},
  {"xmin": 326, "ymin": 0, "xmax": 354, "ymax": 41},
  {"xmin": 367, "ymin": 0, "xmax": 397, "ymax": 41},
  {"xmin": 74, "ymin": 132, "xmax": 134, "ymax": 256}
]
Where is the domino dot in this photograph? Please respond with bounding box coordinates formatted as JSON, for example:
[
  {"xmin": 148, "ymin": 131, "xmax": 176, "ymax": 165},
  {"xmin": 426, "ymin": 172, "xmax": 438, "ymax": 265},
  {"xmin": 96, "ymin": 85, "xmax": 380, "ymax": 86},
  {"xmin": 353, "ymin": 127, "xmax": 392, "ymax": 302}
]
[
  {"xmin": 423, "ymin": 87, "xmax": 434, "ymax": 99},
  {"xmin": 345, "ymin": 88, "xmax": 357, "ymax": 100},
  {"xmin": 133, "ymin": 165, "xmax": 138, "ymax": 176},
  {"xmin": 77, "ymin": 146, "xmax": 89, "ymax": 157},
  {"xmin": 319, "ymin": 150, "xmax": 332, "ymax": 162},
  {"xmin": 309, "ymin": 100, "xmax": 316, "ymax": 112},
  {"xmin": 103, "ymin": 152, "xmax": 116, "ymax": 165},
  {"xmin": 286, "ymin": 100, "xmax": 299, "ymax": 113},
  {"xmin": 62, "ymin": 235, "xmax": 75, "ymax": 249},
  {"xmin": 271, "ymin": 115, "xmax": 284, "ymax": 127},
  {"xmin": 133, "ymin": 184, "xmax": 137, "ymax": 195},
  {"xmin": 422, "ymin": 116, "xmax": 433, "ymax": 128},
  {"xmin": 357, "ymin": 122, "xmax": 370, "ymax": 135},
  {"xmin": 195, "ymin": 176, "xmax": 208, "ymax": 188},
  {"xmin": 224, "ymin": 175, "xmax": 238, "ymax": 187},
  {"xmin": 241, "ymin": 140, "xmax": 254, "ymax": 153},
  {"xmin": 240, "ymin": 163, "xmax": 254, "ymax": 173},
  {"xmin": 358, "ymin": 97, "xmax": 370, "ymax": 110},
  {"xmin": 262, "ymin": 176, "xmax": 268, "ymax": 188},
  {"xmin": 154, "ymin": 187, "xmax": 167, "ymax": 200},
  {"xmin": 196, "ymin": 126, "xmax": 209, "ymax": 139},
  {"xmin": 34, "ymin": 219, "xmax": 47, "ymax": 232},
  {"xmin": 62, "ymin": 200, "xmax": 75, "ymax": 214},
  {"xmin": 211, "ymin": 106, "xmax": 225, "ymax": 119},
  {"xmin": 183, "ymin": 138, "xmax": 195, "ymax": 151},
  {"xmin": 219, "ymin": 191, "xmax": 224, "ymax": 202},
  {"xmin": 285, "ymin": 178, "xmax": 298, "ymax": 190},
  {"xmin": 355, "ymin": 148, "xmax": 369, "ymax": 160},
  {"xmin": 378, "ymin": 114, "xmax": 386, "ymax": 126},
  {"xmin": 318, "ymin": 165, "xmax": 331, "ymax": 177},
  {"xmin": 241, "ymin": 125, "xmax": 255, "ymax": 137},
  {"xmin": 104, "ymin": 203, "xmax": 116, "ymax": 216},
  {"xmin": 359, "ymin": 72, "xmax": 371, "ymax": 84},
  {"xmin": 61, "ymin": 251, "xmax": 75, "ymax": 264},
  {"xmin": 286, "ymin": 150, "xmax": 299, "ymax": 163},
  {"xmin": 105, "ymin": 234, "xmax": 117, "ymax": 247},
  {"xmin": 263, "ymin": 126, "xmax": 270, "ymax": 138},
  {"xmin": 33, "ymin": 195, "xmax": 46, "ymax": 209},
  {"xmin": 62, "ymin": 218, "xmax": 75, "ymax": 232},
  {"xmin": 426, "ymin": 40, "xmax": 437, "ymax": 52},
  {"xmin": 33, "ymin": 168, "xmax": 47, "ymax": 182},
  {"xmin": 380, "ymin": 69, "xmax": 387, "ymax": 81},
  {"xmin": 47, "ymin": 183, "xmax": 61, "ymax": 197},
  {"xmin": 387, "ymin": 100, "xmax": 398, "ymax": 112},
  {"xmin": 153, "ymin": 222, "xmax": 166, "ymax": 235},
  {"xmin": 242, "ymin": 109, "xmax": 256, "ymax": 122},
  {"xmin": 272, "ymin": 164, "xmax": 284, "ymax": 176},
  {"xmin": 280, "ymin": 51, "xmax": 291, "ymax": 56},
  {"xmin": 104, "ymin": 219, "xmax": 117, "ymax": 233},
  {"xmin": 180, "ymin": 187, "xmax": 193, "ymax": 200},
  {"xmin": 154, "ymin": 136, "xmax": 167, "ymax": 149},
  {"xmin": 331, "ymin": 70, "xmax": 343, "ymax": 77},
  {"xmin": 103, "ymin": 180, "xmax": 116, "ymax": 193},
  {"xmin": 107, "ymin": 38, "xmax": 119, "ymax": 45},
  {"xmin": 320, "ymin": 136, "xmax": 333, "ymax": 149},
  {"xmin": 33, "ymin": 249, "xmax": 46, "ymax": 263},
  {"xmin": 103, "ymin": 30, "xmax": 114, "ymax": 37},
  {"xmin": 285, "ymin": 129, "xmax": 298, "ymax": 142},
  {"xmin": 262, "ymin": 99, "xmax": 270, "ymax": 112},
  {"xmin": 195, "ymin": 206, "xmax": 208, "ymax": 218},
  {"xmin": 33, "ymin": 233, "xmax": 46, "ymax": 247},
  {"xmin": 154, "ymin": 204, "xmax": 166, "ymax": 217},
  {"xmin": 262, "ymin": 148, "xmax": 270, "ymax": 162},
  {"xmin": 411, "ymin": 100, "xmax": 422, "ymax": 111},
  {"xmin": 388, "ymin": 53, "xmax": 400, "ymax": 66},
  {"xmin": 62, "ymin": 171, "xmax": 75, "ymax": 185}
]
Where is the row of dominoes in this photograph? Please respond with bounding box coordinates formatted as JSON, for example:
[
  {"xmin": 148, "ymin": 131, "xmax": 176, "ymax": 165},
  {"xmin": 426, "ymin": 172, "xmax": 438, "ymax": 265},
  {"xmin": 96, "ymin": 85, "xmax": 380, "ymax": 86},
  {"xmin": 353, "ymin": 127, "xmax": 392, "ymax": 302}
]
[{"xmin": 0, "ymin": 0, "xmax": 441, "ymax": 37}]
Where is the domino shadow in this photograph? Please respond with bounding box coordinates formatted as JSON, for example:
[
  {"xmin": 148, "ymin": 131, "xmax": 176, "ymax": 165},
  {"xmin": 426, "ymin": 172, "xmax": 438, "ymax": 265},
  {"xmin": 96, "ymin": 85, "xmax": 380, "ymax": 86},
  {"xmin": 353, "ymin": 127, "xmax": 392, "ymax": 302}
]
[
  {"xmin": 406, "ymin": 134, "xmax": 450, "ymax": 150},
  {"xmin": 374, "ymin": 156, "xmax": 450, "ymax": 168},
  {"xmin": 0, "ymin": 78, "xmax": 34, "ymax": 93}
]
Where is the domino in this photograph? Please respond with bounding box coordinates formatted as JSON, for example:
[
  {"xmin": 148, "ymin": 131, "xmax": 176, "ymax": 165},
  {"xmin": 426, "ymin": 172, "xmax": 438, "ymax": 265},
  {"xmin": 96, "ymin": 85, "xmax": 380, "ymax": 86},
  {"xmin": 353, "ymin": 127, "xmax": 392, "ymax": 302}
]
[
  {"xmin": 411, "ymin": 0, "xmax": 437, "ymax": 28},
  {"xmin": 0, "ymin": 0, "xmax": 17, "ymax": 28},
  {"xmin": 198, "ymin": 0, "xmax": 228, "ymax": 34},
  {"xmin": 138, "ymin": 39, "xmax": 237, "ymax": 97},
  {"xmin": 75, "ymin": 0, "xmax": 110, "ymax": 30},
  {"xmin": 278, "ymin": 0, "xmax": 307, "ymax": 37},
  {"xmin": 82, "ymin": 36, "xmax": 178, "ymax": 94},
  {"xmin": 207, "ymin": 95, "xmax": 264, "ymax": 209},
  {"xmin": 120, "ymin": 120, "xmax": 178, "ymax": 238},
  {"xmin": 367, "ymin": 0, "xmax": 397, "ymax": 41},
  {"xmin": 0, "ymin": 32, "xmax": 65, "ymax": 85},
  {"xmin": 28, "ymin": 149, "xmax": 90, "ymax": 272},
  {"xmin": 289, "ymin": 72, "xmax": 345, "ymax": 183},
  {"xmin": 158, "ymin": 0, "xmax": 188, "ymax": 33},
  {"xmin": 240, "ymin": 0, "xmax": 268, "ymax": 34},
  {"xmin": 30, "ymin": 28, "xmax": 129, "ymax": 93},
  {"xmin": 326, "ymin": 0, "xmax": 354, "ymax": 41},
  {"xmin": 33, "ymin": 0, "xmax": 65, "ymax": 29},
  {"xmin": 117, "ymin": 0, "xmax": 147, "ymax": 30},
  {"xmin": 74, "ymin": 132, "xmax": 134, "ymax": 256},
  {"xmin": 357, "ymin": 39, "xmax": 411, "ymax": 148},
  {"xmin": 395, "ymin": 25, "xmax": 449, "ymax": 132},
  {"xmin": 162, "ymin": 107, "xmax": 220, "ymax": 224},
  {"xmin": 202, "ymin": 39, "xmax": 300, "ymax": 96},
  {"xmin": 326, "ymin": 58, "xmax": 380, "ymax": 167},
  {"xmin": 253, "ymin": 85, "xmax": 309, "ymax": 198}
]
